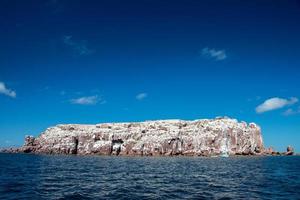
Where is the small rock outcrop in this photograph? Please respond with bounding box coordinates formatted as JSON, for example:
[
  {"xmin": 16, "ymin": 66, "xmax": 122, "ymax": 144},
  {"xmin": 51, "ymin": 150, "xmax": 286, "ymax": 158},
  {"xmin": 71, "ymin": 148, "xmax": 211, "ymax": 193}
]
[
  {"xmin": 264, "ymin": 147, "xmax": 277, "ymax": 155},
  {"xmin": 16, "ymin": 117, "xmax": 264, "ymax": 156},
  {"xmin": 286, "ymin": 145, "xmax": 294, "ymax": 155}
]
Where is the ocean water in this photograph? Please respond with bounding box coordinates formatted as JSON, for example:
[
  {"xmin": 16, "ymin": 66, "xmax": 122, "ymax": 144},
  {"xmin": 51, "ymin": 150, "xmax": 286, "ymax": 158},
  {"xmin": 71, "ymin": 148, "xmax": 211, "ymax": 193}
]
[{"xmin": 0, "ymin": 154, "xmax": 299, "ymax": 200}]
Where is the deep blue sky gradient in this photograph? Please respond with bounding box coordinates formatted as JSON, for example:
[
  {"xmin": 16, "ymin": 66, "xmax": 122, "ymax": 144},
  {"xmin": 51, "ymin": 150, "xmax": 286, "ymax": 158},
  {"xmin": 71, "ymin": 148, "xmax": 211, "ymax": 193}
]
[{"xmin": 1, "ymin": 0, "xmax": 300, "ymax": 151}]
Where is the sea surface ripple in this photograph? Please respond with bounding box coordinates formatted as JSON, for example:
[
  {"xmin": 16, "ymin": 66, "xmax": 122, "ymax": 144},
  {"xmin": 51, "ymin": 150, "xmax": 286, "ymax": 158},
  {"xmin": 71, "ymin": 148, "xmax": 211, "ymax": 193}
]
[{"xmin": 0, "ymin": 153, "xmax": 299, "ymax": 200}]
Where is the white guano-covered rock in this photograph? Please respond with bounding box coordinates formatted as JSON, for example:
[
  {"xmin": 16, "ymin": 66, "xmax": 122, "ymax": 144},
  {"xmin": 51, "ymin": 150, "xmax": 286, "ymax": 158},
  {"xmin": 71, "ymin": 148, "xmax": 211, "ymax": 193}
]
[{"xmin": 20, "ymin": 117, "xmax": 264, "ymax": 156}]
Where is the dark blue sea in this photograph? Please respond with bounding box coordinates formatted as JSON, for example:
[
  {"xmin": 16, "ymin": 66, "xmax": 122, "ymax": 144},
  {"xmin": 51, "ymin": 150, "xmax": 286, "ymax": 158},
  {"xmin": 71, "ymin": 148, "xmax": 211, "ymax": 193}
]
[{"xmin": 0, "ymin": 153, "xmax": 299, "ymax": 200}]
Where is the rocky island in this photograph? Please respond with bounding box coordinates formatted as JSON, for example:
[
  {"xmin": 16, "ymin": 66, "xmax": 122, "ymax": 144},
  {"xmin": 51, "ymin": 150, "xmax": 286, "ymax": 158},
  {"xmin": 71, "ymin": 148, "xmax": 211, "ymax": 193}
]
[
  {"xmin": 1, "ymin": 117, "xmax": 295, "ymax": 156},
  {"xmin": 3, "ymin": 117, "xmax": 277, "ymax": 156}
]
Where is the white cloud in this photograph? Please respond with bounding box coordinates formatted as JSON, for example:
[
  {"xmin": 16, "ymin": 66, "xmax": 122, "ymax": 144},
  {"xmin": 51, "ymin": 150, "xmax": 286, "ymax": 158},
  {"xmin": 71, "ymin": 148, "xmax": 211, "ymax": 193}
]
[
  {"xmin": 136, "ymin": 93, "xmax": 148, "ymax": 100},
  {"xmin": 201, "ymin": 48, "xmax": 227, "ymax": 61},
  {"xmin": 283, "ymin": 107, "xmax": 300, "ymax": 116},
  {"xmin": 255, "ymin": 97, "xmax": 298, "ymax": 113},
  {"xmin": 63, "ymin": 35, "xmax": 93, "ymax": 55},
  {"xmin": 0, "ymin": 82, "xmax": 16, "ymax": 98},
  {"xmin": 70, "ymin": 95, "xmax": 104, "ymax": 105}
]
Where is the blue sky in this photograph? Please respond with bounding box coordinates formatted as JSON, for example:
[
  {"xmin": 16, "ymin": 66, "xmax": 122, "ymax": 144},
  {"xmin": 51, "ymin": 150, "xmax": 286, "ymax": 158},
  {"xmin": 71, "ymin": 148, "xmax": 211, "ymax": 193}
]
[{"xmin": 0, "ymin": 0, "xmax": 300, "ymax": 151}]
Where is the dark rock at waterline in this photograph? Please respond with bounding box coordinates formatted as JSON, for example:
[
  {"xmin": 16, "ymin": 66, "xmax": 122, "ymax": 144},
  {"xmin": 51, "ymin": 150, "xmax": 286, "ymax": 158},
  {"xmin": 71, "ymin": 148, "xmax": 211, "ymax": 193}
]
[{"xmin": 286, "ymin": 145, "xmax": 294, "ymax": 156}]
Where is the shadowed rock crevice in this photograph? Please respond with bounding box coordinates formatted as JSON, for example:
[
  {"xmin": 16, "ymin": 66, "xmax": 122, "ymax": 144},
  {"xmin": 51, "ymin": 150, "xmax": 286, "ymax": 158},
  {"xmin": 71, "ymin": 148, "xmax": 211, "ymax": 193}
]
[
  {"xmin": 71, "ymin": 137, "xmax": 79, "ymax": 154},
  {"xmin": 111, "ymin": 139, "xmax": 123, "ymax": 155}
]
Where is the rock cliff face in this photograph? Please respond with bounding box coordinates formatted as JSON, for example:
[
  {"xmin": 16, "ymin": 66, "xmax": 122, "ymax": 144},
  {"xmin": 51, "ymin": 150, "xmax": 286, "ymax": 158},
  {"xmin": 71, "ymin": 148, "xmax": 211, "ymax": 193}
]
[{"xmin": 19, "ymin": 117, "xmax": 264, "ymax": 156}]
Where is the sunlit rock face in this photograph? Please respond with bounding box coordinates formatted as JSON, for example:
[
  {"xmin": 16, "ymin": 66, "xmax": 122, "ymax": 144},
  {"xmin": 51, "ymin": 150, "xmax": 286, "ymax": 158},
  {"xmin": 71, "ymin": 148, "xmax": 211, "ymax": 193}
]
[{"xmin": 20, "ymin": 117, "xmax": 264, "ymax": 156}]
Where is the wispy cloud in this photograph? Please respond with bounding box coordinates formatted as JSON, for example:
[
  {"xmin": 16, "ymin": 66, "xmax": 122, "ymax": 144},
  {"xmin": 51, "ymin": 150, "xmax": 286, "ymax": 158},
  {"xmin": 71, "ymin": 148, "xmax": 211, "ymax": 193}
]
[
  {"xmin": 0, "ymin": 82, "xmax": 16, "ymax": 98},
  {"xmin": 255, "ymin": 97, "xmax": 298, "ymax": 114},
  {"xmin": 70, "ymin": 95, "xmax": 105, "ymax": 105},
  {"xmin": 283, "ymin": 107, "xmax": 300, "ymax": 116},
  {"xmin": 63, "ymin": 35, "xmax": 93, "ymax": 55},
  {"xmin": 201, "ymin": 48, "xmax": 227, "ymax": 61},
  {"xmin": 60, "ymin": 90, "xmax": 66, "ymax": 96},
  {"xmin": 247, "ymin": 96, "xmax": 261, "ymax": 102},
  {"xmin": 136, "ymin": 93, "xmax": 148, "ymax": 100}
]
